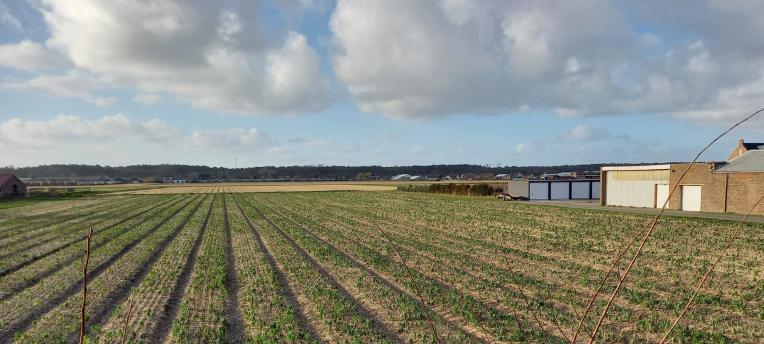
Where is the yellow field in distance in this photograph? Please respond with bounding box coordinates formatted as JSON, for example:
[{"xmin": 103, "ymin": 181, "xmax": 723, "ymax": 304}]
[{"xmin": 118, "ymin": 182, "xmax": 397, "ymax": 194}]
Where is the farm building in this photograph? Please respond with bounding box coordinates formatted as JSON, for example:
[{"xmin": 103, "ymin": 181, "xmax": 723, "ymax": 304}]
[
  {"xmin": 0, "ymin": 174, "xmax": 27, "ymax": 197},
  {"xmin": 600, "ymin": 139, "xmax": 764, "ymax": 214},
  {"xmin": 506, "ymin": 178, "xmax": 600, "ymax": 200}
]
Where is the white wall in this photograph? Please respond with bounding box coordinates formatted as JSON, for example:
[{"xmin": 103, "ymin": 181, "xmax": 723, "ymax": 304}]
[{"xmin": 605, "ymin": 170, "xmax": 669, "ymax": 208}]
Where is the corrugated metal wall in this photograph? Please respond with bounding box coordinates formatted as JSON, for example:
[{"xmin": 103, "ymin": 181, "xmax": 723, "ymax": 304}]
[{"xmin": 605, "ymin": 170, "xmax": 669, "ymax": 207}]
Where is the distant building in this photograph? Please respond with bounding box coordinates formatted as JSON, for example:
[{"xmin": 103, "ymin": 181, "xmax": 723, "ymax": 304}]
[
  {"xmin": 540, "ymin": 172, "xmax": 577, "ymax": 180},
  {"xmin": 0, "ymin": 174, "xmax": 27, "ymax": 197},
  {"xmin": 507, "ymin": 178, "xmax": 600, "ymax": 200},
  {"xmin": 601, "ymin": 139, "xmax": 764, "ymax": 214},
  {"xmin": 391, "ymin": 174, "xmax": 412, "ymax": 181},
  {"xmin": 494, "ymin": 174, "xmax": 511, "ymax": 180},
  {"xmin": 162, "ymin": 176, "xmax": 188, "ymax": 184}
]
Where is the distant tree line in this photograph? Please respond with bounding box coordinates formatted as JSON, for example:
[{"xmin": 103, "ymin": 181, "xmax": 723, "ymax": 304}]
[{"xmin": 0, "ymin": 162, "xmax": 671, "ymax": 182}]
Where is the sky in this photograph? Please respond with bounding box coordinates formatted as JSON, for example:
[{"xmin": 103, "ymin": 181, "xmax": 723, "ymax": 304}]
[{"xmin": 1, "ymin": 0, "xmax": 763, "ymax": 168}]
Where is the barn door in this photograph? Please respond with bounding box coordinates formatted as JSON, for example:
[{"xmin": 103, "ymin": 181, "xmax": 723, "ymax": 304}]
[
  {"xmin": 681, "ymin": 185, "xmax": 701, "ymax": 211},
  {"xmin": 655, "ymin": 184, "xmax": 669, "ymax": 208}
]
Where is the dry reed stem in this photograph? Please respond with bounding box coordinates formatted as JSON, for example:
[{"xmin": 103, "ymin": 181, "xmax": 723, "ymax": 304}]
[
  {"xmin": 570, "ymin": 229, "xmax": 644, "ymax": 343},
  {"xmin": 79, "ymin": 225, "xmax": 93, "ymax": 344},
  {"xmin": 370, "ymin": 221, "xmax": 443, "ymax": 344},
  {"xmin": 120, "ymin": 295, "xmax": 136, "ymax": 344},
  {"xmin": 659, "ymin": 195, "xmax": 764, "ymax": 343},
  {"xmin": 580, "ymin": 106, "xmax": 764, "ymax": 344}
]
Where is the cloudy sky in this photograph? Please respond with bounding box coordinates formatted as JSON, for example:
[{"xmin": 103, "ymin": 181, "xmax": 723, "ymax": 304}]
[{"xmin": 1, "ymin": 0, "xmax": 763, "ymax": 168}]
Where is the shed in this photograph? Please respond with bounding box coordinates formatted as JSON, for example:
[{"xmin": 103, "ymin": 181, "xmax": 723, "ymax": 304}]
[
  {"xmin": 0, "ymin": 174, "xmax": 27, "ymax": 197},
  {"xmin": 507, "ymin": 179, "xmax": 600, "ymax": 200}
]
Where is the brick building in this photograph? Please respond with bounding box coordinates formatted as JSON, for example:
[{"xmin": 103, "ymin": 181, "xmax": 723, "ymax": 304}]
[{"xmin": 600, "ymin": 140, "xmax": 764, "ymax": 215}]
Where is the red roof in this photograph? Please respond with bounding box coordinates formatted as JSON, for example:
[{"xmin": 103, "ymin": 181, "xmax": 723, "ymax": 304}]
[{"xmin": 0, "ymin": 174, "xmax": 16, "ymax": 185}]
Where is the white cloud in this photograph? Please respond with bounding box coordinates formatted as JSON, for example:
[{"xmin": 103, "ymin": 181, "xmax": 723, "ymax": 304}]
[
  {"xmin": 3, "ymin": 71, "xmax": 116, "ymax": 106},
  {"xmin": 0, "ymin": 41, "xmax": 64, "ymax": 71},
  {"xmin": 0, "ymin": 114, "xmax": 178, "ymax": 148},
  {"xmin": 36, "ymin": 0, "xmax": 329, "ymax": 114},
  {"xmin": 0, "ymin": 114, "xmax": 280, "ymax": 165},
  {"xmin": 132, "ymin": 93, "xmax": 161, "ymax": 105},
  {"xmin": 188, "ymin": 128, "xmax": 273, "ymax": 150},
  {"xmin": 329, "ymin": 0, "xmax": 764, "ymax": 125}
]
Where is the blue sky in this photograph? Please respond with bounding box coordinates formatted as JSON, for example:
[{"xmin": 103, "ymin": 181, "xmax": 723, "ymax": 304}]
[{"xmin": 0, "ymin": 0, "xmax": 762, "ymax": 168}]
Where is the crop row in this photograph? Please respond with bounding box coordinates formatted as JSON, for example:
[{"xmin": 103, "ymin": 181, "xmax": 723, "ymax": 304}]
[
  {"xmin": 236, "ymin": 194, "xmax": 395, "ymax": 342},
  {"xmin": 0, "ymin": 194, "xmax": 200, "ymax": 341},
  {"xmin": 0, "ymin": 195, "xmax": 184, "ymax": 302},
  {"xmin": 169, "ymin": 195, "xmax": 230, "ymax": 343},
  {"xmin": 245, "ymin": 194, "xmax": 552, "ymax": 343},
  {"xmin": 0, "ymin": 195, "xmax": 142, "ymax": 242},
  {"xmin": 274, "ymin": 191, "xmax": 763, "ymax": 342},
  {"xmin": 95, "ymin": 194, "xmax": 215, "ymax": 342},
  {"xmin": 18, "ymin": 194, "xmax": 207, "ymax": 342},
  {"xmin": 226, "ymin": 194, "xmax": 317, "ymax": 342},
  {"xmin": 0, "ymin": 195, "xmax": 166, "ymax": 274}
]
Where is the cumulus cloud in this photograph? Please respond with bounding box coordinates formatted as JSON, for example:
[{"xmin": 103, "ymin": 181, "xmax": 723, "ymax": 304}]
[
  {"xmin": 35, "ymin": 0, "xmax": 328, "ymax": 114},
  {"xmin": 0, "ymin": 114, "xmax": 178, "ymax": 148},
  {"xmin": 330, "ymin": 0, "xmax": 764, "ymax": 124},
  {"xmin": 0, "ymin": 113, "xmax": 283, "ymax": 166},
  {"xmin": 188, "ymin": 128, "xmax": 273, "ymax": 150},
  {"xmin": 0, "ymin": 41, "xmax": 64, "ymax": 71},
  {"xmin": 0, "ymin": 113, "xmax": 277, "ymax": 152},
  {"xmin": 3, "ymin": 71, "xmax": 116, "ymax": 106}
]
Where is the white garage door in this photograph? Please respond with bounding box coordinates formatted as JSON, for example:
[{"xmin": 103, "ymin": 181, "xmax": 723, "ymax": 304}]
[
  {"xmin": 550, "ymin": 182, "xmax": 569, "ymax": 199},
  {"xmin": 571, "ymin": 182, "xmax": 591, "ymax": 199},
  {"xmin": 681, "ymin": 185, "xmax": 702, "ymax": 211},
  {"xmin": 529, "ymin": 182, "xmax": 549, "ymax": 200},
  {"xmin": 655, "ymin": 184, "xmax": 669, "ymax": 208}
]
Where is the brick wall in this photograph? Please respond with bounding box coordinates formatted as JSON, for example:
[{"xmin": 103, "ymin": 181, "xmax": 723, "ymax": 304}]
[
  {"xmin": 667, "ymin": 163, "xmax": 764, "ymax": 215},
  {"xmin": 726, "ymin": 173, "xmax": 764, "ymax": 215},
  {"xmin": 668, "ymin": 163, "xmax": 727, "ymax": 212}
]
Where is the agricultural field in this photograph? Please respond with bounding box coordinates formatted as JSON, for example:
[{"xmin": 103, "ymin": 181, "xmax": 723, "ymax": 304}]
[
  {"xmin": 119, "ymin": 183, "xmax": 397, "ymax": 194},
  {"xmin": 0, "ymin": 189, "xmax": 761, "ymax": 343}
]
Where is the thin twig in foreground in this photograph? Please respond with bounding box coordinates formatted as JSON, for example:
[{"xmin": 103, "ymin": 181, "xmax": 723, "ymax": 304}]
[
  {"xmin": 370, "ymin": 221, "xmax": 442, "ymax": 344},
  {"xmin": 659, "ymin": 196, "xmax": 764, "ymax": 343},
  {"xmin": 120, "ymin": 294, "xmax": 136, "ymax": 344},
  {"xmin": 79, "ymin": 225, "xmax": 93, "ymax": 344}
]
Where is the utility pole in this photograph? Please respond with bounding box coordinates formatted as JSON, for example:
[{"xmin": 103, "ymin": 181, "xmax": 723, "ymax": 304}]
[{"xmin": 234, "ymin": 158, "xmax": 237, "ymax": 169}]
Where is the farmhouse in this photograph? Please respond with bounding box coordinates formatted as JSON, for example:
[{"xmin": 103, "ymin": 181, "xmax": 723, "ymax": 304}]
[
  {"xmin": 0, "ymin": 174, "xmax": 27, "ymax": 197},
  {"xmin": 600, "ymin": 139, "xmax": 764, "ymax": 215}
]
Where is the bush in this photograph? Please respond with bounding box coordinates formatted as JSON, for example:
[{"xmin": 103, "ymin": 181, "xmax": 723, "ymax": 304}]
[{"xmin": 397, "ymin": 183, "xmax": 502, "ymax": 196}]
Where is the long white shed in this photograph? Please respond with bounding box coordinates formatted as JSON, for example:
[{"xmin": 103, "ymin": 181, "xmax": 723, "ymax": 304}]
[
  {"xmin": 600, "ymin": 165, "xmax": 670, "ymax": 208},
  {"xmin": 507, "ymin": 179, "xmax": 600, "ymax": 200}
]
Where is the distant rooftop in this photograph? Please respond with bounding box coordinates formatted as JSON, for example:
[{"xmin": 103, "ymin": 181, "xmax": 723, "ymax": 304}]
[
  {"xmin": 716, "ymin": 150, "xmax": 764, "ymax": 172},
  {"xmin": 743, "ymin": 142, "xmax": 764, "ymax": 151}
]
